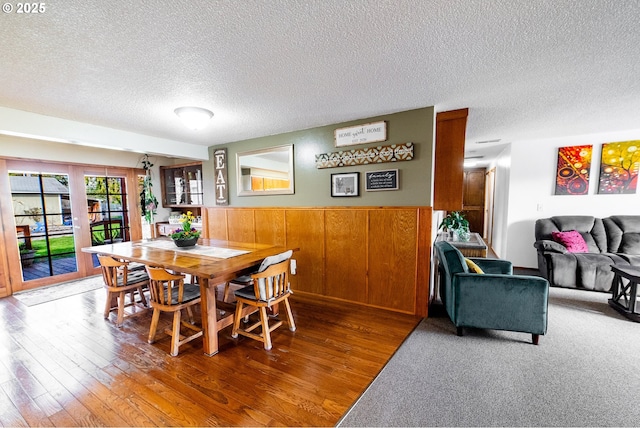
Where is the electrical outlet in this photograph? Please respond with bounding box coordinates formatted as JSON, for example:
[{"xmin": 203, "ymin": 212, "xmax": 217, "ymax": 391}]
[{"xmin": 290, "ymin": 259, "xmax": 297, "ymax": 275}]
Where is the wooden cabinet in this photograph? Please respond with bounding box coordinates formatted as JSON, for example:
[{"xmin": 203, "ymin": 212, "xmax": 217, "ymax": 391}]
[
  {"xmin": 433, "ymin": 108, "xmax": 468, "ymax": 211},
  {"xmin": 160, "ymin": 162, "xmax": 203, "ymax": 207}
]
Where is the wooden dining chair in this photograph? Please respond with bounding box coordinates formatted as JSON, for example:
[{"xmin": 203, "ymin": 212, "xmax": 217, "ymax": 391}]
[
  {"xmin": 145, "ymin": 266, "xmax": 203, "ymax": 356},
  {"xmin": 231, "ymin": 256, "xmax": 296, "ymax": 350},
  {"xmin": 98, "ymin": 255, "xmax": 149, "ymax": 328}
]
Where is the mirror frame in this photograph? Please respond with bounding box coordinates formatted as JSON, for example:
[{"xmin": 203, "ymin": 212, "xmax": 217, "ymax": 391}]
[{"xmin": 236, "ymin": 144, "xmax": 295, "ymax": 196}]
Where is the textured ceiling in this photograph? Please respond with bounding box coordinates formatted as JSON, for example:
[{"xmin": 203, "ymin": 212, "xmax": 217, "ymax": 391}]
[{"xmin": 1, "ymin": 0, "xmax": 639, "ymax": 162}]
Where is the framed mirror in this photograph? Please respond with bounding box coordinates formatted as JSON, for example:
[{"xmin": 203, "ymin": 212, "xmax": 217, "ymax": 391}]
[{"xmin": 236, "ymin": 144, "xmax": 294, "ymax": 196}]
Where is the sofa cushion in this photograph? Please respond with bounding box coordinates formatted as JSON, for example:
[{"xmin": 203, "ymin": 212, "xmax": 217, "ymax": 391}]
[
  {"xmin": 552, "ymin": 230, "xmax": 589, "ymax": 253},
  {"xmin": 603, "ymin": 216, "xmax": 640, "ymax": 254},
  {"xmin": 464, "ymin": 258, "xmax": 484, "ymax": 274},
  {"xmin": 535, "ymin": 216, "xmax": 606, "ymax": 253}
]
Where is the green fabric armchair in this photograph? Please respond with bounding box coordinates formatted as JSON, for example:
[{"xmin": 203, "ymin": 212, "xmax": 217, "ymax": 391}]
[{"xmin": 434, "ymin": 241, "xmax": 549, "ymax": 345}]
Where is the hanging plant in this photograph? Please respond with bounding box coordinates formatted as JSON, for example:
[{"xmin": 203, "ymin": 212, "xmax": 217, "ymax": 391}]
[{"xmin": 140, "ymin": 155, "xmax": 158, "ymax": 224}]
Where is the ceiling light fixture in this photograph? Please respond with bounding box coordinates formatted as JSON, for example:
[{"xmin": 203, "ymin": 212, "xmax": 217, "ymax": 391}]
[{"xmin": 174, "ymin": 106, "xmax": 214, "ymax": 130}]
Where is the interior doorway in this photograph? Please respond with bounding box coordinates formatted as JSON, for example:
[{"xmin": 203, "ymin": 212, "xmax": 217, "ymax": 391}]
[{"xmin": 462, "ymin": 168, "xmax": 486, "ymax": 236}]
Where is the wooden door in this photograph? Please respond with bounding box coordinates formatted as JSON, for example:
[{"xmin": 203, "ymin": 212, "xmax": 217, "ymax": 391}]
[{"xmin": 462, "ymin": 168, "xmax": 486, "ymax": 235}]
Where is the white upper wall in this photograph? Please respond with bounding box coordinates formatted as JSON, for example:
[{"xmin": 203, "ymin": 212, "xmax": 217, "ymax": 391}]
[
  {"xmin": 506, "ymin": 129, "xmax": 640, "ymax": 268},
  {"xmin": 0, "ymin": 107, "xmax": 209, "ymax": 160}
]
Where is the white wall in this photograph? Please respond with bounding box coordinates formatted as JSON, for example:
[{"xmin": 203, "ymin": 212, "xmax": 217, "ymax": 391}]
[
  {"xmin": 506, "ymin": 129, "xmax": 640, "ymax": 268},
  {"xmin": 489, "ymin": 145, "xmax": 511, "ymax": 258},
  {"xmin": 0, "ymin": 106, "xmax": 209, "ymax": 160}
]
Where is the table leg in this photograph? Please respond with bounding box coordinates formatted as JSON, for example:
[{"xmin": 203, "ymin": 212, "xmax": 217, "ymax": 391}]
[{"xmin": 198, "ymin": 277, "xmax": 219, "ymax": 356}]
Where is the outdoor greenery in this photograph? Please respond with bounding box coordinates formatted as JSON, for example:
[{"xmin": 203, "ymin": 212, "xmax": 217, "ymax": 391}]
[
  {"xmin": 85, "ymin": 176, "xmax": 123, "ymax": 204},
  {"xmin": 30, "ymin": 236, "xmax": 75, "ymax": 257},
  {"xmin": 91, "ymin": 223, "xmax": 122, "ymax": 245}
]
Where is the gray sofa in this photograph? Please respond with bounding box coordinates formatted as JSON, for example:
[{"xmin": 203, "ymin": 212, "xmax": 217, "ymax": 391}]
[{"xmin": 534, "ymin": 215, "xmax": 640, "ymax": 292}]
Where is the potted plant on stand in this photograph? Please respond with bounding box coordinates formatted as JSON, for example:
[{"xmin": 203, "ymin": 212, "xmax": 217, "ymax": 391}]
[{"xmin": 439, "ymin": 211, "xmax": 471, "ymax": 241}]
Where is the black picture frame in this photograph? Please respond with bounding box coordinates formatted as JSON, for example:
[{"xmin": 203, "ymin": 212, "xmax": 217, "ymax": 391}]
[{"xmin": 331, "ymin": 172, "xmax": 359, "ymax": 197}]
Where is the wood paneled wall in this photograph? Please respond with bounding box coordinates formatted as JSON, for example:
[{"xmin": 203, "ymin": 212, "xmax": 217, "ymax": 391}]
[{"xmin": 203, "ymin": 206, "xmax": 432, "ymax": 316}]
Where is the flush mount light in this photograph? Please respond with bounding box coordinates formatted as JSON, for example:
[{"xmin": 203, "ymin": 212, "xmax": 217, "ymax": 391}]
[{"xmin": 174, "ymin": 106, "xmax": 214, "ymax": 130}]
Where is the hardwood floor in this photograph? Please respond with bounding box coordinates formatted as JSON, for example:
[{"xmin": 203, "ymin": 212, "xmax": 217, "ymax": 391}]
[{"xmin": 0, "ymin": 286, "xmax": 421, "ymax": 426}]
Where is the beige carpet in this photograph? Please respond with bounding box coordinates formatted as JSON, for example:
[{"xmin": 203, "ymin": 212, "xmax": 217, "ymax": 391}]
[
  {"xmin": 339, "ymin": 287, "xmax": 640, "ymax": 427},
  {"xmin": 13, "ymin": 275, "xmax": 104, "ymax": 306}
]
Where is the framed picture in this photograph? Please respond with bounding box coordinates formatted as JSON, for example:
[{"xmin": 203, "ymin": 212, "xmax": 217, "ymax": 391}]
[
  {"xmin": 331, "ymin": 172, "xmax": 359, "ymax": 197},
  {"xmin": 365, "ymin": 169, "xmax": 399, "ymax": 191}
]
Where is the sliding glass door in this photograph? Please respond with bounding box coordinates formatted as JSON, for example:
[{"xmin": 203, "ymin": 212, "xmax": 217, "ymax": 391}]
[
  {"xmin": 10, "ymin": 172, "xmax": 77, "ymax": 281},
  {"xmin": 2, "ymin": 159, "xmax": 145, "ymax": 293}
]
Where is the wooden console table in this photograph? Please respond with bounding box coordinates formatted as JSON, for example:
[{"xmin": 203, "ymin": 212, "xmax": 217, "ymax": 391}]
[{"xmin": 609, "ymin": 264, "xmax": 640, "ymax": 322}]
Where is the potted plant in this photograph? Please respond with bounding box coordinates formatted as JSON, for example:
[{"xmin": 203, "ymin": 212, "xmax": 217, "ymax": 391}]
[
  {"xmin": 19, "ymin": 242, "xmax": 36, "ymax": 267},
  {"xmin": 170, "ymin": 211, "xmax": 201, "ymax": 247},
  {"xmin": 438, "ymin": 211, "xmax": 470, "ymax": 241}
]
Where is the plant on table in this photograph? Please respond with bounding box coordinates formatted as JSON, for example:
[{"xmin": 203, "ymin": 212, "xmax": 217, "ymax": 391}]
[
  {"xmin": 170, "ymin": 211, "xmax": 201, "ymax": 241},
  {"xmin": 439, "ymin": 211, "xmax": 470, "ymax": 241}
]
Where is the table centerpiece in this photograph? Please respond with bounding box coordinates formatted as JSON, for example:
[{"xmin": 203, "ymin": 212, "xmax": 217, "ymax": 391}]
[{"xmin": 170, "ymin": 211, "xmax": 201, "ymax": 247}]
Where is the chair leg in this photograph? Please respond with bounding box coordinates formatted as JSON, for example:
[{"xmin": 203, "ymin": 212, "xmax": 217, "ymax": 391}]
[
  {"xmin": 148, "ymin": 308, "xmax": 161, "ymax": 344},
  {"xmin": 104, "ymin": 290, "xmax": 114, "ymax": 319},
  {"xmin": 137, "ymin": 286, "xmax": 148, "ymax": 306},
  {"xmin": 170, "ymin": 310, "xmax": 182, "ymax": 356},
  {"xmin": 532, "ymin": 334, "xmax": 540, "ymax": 345},
  {"xmin": 260, "ymin": 307, "xmax": 272, "ymax": 350},
  {"xmin": 283, "ymin": 297, "xmax": 296, "ymax": 332},
  {"xmin": 116, "ymin": 291, "xmax": 126, "ymax": 327},
  {"xmin": 231, "ymin": 301, "xmax": 244, "ymax": 339},
  {"xmin": 185, "ymin": 306, "xmax": 195, "ymax": 324}
]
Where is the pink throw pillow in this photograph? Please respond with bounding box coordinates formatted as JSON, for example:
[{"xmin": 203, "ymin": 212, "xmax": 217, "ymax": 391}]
[{"xmin": 551, "ymin": 230, "xmax": 589, "ymax": 253}]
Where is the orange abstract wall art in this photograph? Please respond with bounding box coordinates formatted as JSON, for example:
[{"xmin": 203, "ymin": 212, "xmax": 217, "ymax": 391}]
[{"xmin": 555, "ymin": 145, "xmax": 592, "ymax": 195}]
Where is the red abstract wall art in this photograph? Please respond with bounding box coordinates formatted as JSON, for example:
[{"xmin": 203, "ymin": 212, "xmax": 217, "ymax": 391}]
[
  {"xmin": 598, "ymin": 140, "xmax": 640, "ymax": 194},
  {"xmin": 555, "ymin": 145, "xmax": 592, "ymax": 195}
]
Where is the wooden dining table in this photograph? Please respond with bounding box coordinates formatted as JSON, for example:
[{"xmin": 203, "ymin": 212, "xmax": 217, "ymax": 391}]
[{"xmin": 82, "ymin": 238, "xmax": 294, "ymax": 356}]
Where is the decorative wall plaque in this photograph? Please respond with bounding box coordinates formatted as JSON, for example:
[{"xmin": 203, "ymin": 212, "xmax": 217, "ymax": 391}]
[
  {"xmin": 213, "ymin": 148, "xmax": 228, "ymax": 205},
  {"xmin": 334, "ymin": 121, "xmax": 387, "ymax": 147},
  {"xmin": 315, "ymin": 142, "xmax": 414, "ymax": 169},
  {"xmin": 365, "ymin": 169, "xmax": 399, "ymax": 191}
]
